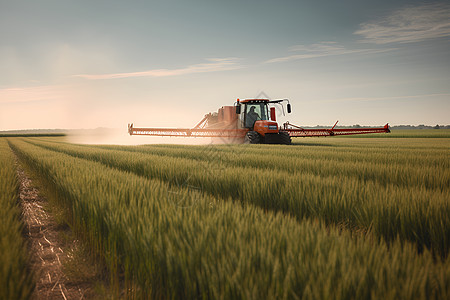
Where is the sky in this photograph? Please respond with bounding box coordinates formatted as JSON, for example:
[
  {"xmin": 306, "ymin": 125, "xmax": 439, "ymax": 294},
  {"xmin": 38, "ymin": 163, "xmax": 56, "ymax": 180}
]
[{"xmin": 1, "ymin": 0, "xmax": 449, "ymax": 131}]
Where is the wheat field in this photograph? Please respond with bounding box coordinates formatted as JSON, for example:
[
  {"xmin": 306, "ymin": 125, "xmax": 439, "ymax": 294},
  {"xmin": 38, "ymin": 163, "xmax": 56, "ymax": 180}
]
[{"xmin": 1, "ymin": 131, "xmax": 449, "ymax": 299}]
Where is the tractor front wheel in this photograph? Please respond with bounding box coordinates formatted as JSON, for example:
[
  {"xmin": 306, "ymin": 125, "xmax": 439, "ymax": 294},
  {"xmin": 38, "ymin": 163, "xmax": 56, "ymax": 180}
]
[
  {"xmin": 264, "ymin": 132, "xmax": 292, "ymax": 145},
  {"xmin": 278, "ymin": 131, "xmax": 292, "ymax": 145},
  {"xmin": 244, "ymin": 131, "xmax": 261, "ymax": 144}
]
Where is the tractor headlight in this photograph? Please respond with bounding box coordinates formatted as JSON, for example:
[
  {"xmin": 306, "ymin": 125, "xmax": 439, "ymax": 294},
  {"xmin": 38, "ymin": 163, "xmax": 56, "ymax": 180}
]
[{"xmin": 268, "ymin": 125, "xmax": 278, "ymax": 131}]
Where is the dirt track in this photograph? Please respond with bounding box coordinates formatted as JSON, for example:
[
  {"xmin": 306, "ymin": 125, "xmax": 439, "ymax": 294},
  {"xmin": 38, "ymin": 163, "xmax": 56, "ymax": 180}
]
[{"xmin": 16, "ymin": 160, "xmax": 94, "ymax": 299}]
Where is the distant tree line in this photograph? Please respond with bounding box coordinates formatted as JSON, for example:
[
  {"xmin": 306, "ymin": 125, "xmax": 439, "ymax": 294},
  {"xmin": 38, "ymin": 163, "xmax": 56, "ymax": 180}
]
[
  {"xmin": 0, "ymin": 133, "xmax": 66, "ymax": 137},
  {"xmin": 390, "ymin": 124, "xmax": 450, "ymax": 130},
  {"xmin": 305, "ymin": 124, "xmax": 450, "ymax": 129}
]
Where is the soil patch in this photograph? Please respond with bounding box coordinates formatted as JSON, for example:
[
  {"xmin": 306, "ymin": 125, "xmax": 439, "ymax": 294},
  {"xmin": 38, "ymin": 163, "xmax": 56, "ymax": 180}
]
[{"xmin": 15, "ymin": 159, "xmax": 100, "ymax": 299}]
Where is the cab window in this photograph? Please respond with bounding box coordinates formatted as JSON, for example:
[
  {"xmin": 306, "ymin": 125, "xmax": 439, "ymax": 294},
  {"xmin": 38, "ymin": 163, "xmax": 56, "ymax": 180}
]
[{"xmin": 244, "ymin": 103, "xmax": 268, "ymax": 128}]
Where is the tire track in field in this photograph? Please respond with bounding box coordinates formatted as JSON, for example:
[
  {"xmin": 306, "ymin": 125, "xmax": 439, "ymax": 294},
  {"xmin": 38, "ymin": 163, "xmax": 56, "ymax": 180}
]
[{"xmin": 14, "ymin": 155, "xmax": 95, "ymax": 300}]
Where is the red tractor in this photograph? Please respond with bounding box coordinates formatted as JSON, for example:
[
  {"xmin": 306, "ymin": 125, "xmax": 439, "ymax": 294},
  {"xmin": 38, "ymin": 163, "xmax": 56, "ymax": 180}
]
[
  {"xmin": 128, "ymin": 98, "xmax": 389, "ymax": 144},
  {"xmin": 234, "ymin": 98, "xmax": 292, "ymax": 144}
]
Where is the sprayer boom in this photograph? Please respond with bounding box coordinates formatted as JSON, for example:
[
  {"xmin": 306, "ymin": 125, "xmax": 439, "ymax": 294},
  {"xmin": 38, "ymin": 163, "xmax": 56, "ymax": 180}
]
[{"xmin": 128, "ymin": 98, "xmax": 390, "ymax": 144}]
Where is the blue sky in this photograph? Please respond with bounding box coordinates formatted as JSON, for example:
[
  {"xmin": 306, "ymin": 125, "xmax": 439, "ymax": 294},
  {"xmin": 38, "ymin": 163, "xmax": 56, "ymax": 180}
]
[{"xmin": 1, "ymin": 0, "xmax": 449, "ymax": 130}]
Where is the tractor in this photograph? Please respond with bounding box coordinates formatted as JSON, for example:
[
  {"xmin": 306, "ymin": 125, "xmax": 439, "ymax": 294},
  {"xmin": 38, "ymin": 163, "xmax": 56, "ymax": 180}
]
[{"xmin": 128, "ymin": 98, "xmax": 389, "ymax": 144}]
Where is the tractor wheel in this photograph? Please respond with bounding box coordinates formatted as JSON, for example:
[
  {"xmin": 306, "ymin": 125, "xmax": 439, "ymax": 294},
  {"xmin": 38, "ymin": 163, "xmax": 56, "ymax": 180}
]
[
  {"xmin": 278, "ymin": 131, "xmax": 292, "ymax": 145},
  {"xmin": 244, "ymin": 131, "xmax": 261, "ymax": 144}
]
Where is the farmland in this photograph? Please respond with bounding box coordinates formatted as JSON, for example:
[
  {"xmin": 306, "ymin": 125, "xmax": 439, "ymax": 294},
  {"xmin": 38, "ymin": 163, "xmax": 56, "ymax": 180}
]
[
  {"xmin": 1, "ymin": 130, "xmax": 449, "ymax": 299},
  {"xmin": 0, "ymin": 140, "xmax": 33, "ymax": 300}
]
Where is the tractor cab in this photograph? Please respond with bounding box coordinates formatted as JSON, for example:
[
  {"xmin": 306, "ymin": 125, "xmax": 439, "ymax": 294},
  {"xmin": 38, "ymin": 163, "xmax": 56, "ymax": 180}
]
[
  {"xmin": 235, "ymin": 98, "xmax": 292, "ymax": 144},
  {"xmin": 241, "ymin": 99, "xmax": 270, "ymax": 128}
]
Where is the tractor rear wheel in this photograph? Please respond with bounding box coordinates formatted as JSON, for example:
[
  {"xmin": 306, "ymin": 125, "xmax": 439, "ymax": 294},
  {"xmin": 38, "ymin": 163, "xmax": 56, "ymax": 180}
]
[{"xmin": 244, "ymin": 131, "xmax": 261, "ymax": 144}]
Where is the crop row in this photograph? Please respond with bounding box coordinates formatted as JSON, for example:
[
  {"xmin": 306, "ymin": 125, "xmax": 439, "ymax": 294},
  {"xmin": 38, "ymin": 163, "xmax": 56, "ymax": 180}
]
[
  {"xmin": 8, "ymin": 138, "xmax": 450, "ymax": 299},
  {"xmin": 24, "ymin": 138, "xmax": 449, "ymax": 257},
  {"xmin": 98, "ymin": 143, "xmax": 449, "ymax": 191},
  {"xmin": 0, "ymin": 139, "xmax": 33, "ymax": 300},
  {"xmin": 340, "ymin": 129, "xmax": 450, "ymax": 138},
  {"xmin": 39, "ymin": 137, "xmax": 450, "ymax": 189},
  {"xmin": 114, "ymin": 139, "xmax": 449, "ymax": 168}
]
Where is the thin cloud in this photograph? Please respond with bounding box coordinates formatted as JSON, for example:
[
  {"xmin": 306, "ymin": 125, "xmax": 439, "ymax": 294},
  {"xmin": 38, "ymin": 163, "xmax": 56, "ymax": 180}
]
[
  {"xmin": 75, "ymin": 58, "xmax": 242, "ymax": 80},
  {"xmin": 0, "ymin": 85, "xmax": 66, "ymax": 104},
  {"xmin": 319, "ymin": 93, "xmax": 450, "ymax": 103},
  {"xmin": 355, "ymin": 3, "xmax": 450, "ymax": 44},
  {"xmin": 264, "ymin": 42, "xmax": 394, "ymax": 63}
]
